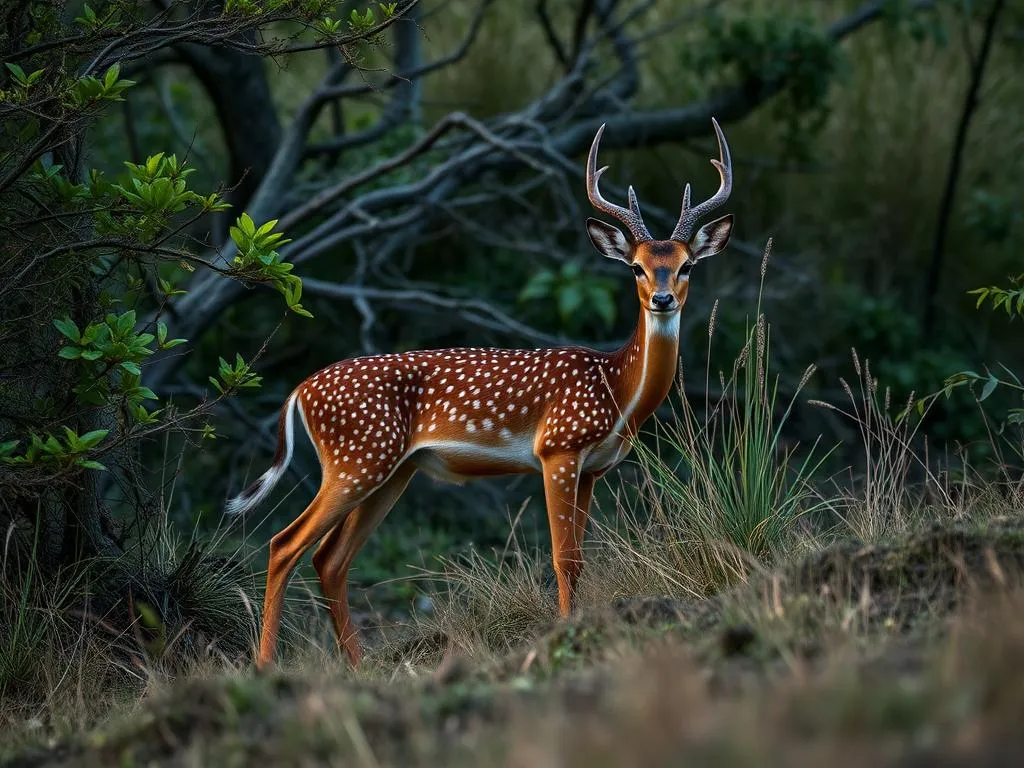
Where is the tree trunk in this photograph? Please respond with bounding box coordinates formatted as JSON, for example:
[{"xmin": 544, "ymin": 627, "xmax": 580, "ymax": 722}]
[{"xmin": 922, "ymin": 0, "xmax": 1005, "ymax": 336}]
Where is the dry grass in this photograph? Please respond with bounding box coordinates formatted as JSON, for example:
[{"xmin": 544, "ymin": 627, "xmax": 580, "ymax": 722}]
[{"xmin": 9, "ymin": 520, "xmax": 1024, "ymax": 767}]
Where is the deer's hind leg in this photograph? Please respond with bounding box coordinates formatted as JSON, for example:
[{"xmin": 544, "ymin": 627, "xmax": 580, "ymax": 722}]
[
  {"xmin": 313, "ymin": 461, "xmax": 417, "ymax": 665},
  {"xmin": 259, "ymin": 442, "xmax": 411, "ymax": 669},
  {"xmin": 258, "ymin": 482, "xmax": 360, "ymax": 670}
]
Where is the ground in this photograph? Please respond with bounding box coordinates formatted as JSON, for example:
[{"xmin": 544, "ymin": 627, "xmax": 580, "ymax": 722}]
[{"xmin": 6, "ymin": 516, "xmax": 1024, "ymax": 768}]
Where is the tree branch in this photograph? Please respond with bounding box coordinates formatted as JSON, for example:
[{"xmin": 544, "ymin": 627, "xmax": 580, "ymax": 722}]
[
  {"xmin": 144, "ymin": 0, "xmax": 939, "ymax": 392},
  {"xmin": 923, "ymin": 0, "xmax": 1005, "ymax": 336}
]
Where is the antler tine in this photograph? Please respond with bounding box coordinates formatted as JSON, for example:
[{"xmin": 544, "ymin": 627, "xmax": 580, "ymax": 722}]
[
  {"xmin": 586, "ymin": 123, "xmax": 653, "ymax": 243},
  {"xmin": 671, "ymin": 117, "xmax": 733, "ymax": 242}
]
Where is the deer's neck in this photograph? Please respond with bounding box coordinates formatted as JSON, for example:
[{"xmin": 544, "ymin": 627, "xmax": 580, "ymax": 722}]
[{"xmin": 606, "ymin": 306, "xmax": 681, "ymax": 437}]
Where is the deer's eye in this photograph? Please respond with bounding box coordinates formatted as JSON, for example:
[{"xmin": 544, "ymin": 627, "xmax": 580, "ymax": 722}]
[
  {"xmin": 631, "ymin": 264, "xmax": 645, "ymax": 278},
  {"xmin": 678, "ymin": 262, "xmax": 694, "ymax": 278}
]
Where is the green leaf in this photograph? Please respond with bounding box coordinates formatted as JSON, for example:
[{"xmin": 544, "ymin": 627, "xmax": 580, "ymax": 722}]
[
  {"xmin": 979, "ymin": 374, "xmax": 998, "ymax": 402},
  {"xmin": 54, "ymin": 317, "xmax": 81, "ymax": 342},
  {"xmin": 78, "ymin": 459, "xmax": 107, "ymax": 471},
  {"xmin": 78, "ymin": 430, "xmax": 109, "ymax": 448},
  {"xmin": 5, "ymin": 62, "xmax": 26, "ymax": 83},
  {"xmin": 255, "ymin": 218, "xmax": 278, "ymax": 238},
  {"xmin": 116, "ymin": 310, "xmax": 136, "ymax": 335},
  {"xmin": 103, "ymin": 63, "xmax": 120, "ymax": 89},
  {"xmin": 62, "ymin": 426, "xmax": 82, "ymax": 449},
  {"xmin": 558, "ymin": 284, "xmax": 584, "ymax": 321},
  {"xmin": 58, "ymin": 346, "xmax": 83, "ymax": 359},
  {"xmin": 121, "ymin": 361, "xmax": 141, "ymax": 375},
  {"xmin": 239, "ymin": 212, "xmax": 256, "ymax": 237},
  {"xmin": 135, "ymin": 387, "xmax": 158, "ymax": 401},
  {"xmin": 229, "ymin": 225, "xmax": 246, "ymax": 250}
]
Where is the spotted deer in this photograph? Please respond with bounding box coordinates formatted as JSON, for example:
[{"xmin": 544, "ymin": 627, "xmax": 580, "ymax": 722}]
[{"xmin": 226, "ymin": 118, "xmax": 735, "ymax": 669}]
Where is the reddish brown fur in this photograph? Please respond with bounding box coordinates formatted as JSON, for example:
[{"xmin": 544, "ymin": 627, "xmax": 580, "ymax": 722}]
[{"xmin": 630, "ymin": 240, "xmax": 692, "ymax": 310}]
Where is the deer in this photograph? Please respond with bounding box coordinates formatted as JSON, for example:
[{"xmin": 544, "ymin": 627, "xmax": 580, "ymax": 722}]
[{"xmin": 225, "ymin": 118, "xmax": 734, "ymax": 670}]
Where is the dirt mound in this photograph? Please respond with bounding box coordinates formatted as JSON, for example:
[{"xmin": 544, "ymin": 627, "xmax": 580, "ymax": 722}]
[{"xmin": 773, "ymin": 518, "xmax": 1024, "ymax": 629}]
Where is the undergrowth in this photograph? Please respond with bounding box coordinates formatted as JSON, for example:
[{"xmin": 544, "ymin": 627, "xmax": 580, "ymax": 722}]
[{"xmin": 3, "ymin": 256, "xmax": 1023, "ymax": 763}]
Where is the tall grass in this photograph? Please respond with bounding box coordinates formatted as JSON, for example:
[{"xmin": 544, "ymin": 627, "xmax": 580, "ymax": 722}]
[
  {"xmin": 808, "ymin": 350, "xmax": 941, "ymax": 542},
  {"xmin": 0, "ymin": 489, "xmax": 261, "ymax": 743},
  {"xmin": 587, "ymin": 244, "xmax": 834, "ymax": 601},
  {"xmin": 1, "ymin": 517, "xmax": 84, "ymax": 699}
]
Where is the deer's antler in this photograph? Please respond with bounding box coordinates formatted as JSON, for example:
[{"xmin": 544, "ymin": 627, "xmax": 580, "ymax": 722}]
[
  {"xmin": 586, "ymin": 123, "xmax": 653, "ymax": 243},
  {"xmin": 671, "ymin": 117, "xmax": 733, "ymax": 242}
]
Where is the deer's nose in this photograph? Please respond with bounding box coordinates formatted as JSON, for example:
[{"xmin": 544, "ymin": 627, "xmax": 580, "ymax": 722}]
[{"xmin": 651, "ymin": 293, "xmax": 675, "ymax": 310}]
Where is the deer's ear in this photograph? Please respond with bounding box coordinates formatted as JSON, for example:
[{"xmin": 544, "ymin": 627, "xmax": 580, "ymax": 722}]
[
  {"xmin": 587, "ymin": 218, "xmax": 631, "ymax": 263},
  {"xmin": 690, "ymin": 214, "xmax": 733, "ymax": 261}
]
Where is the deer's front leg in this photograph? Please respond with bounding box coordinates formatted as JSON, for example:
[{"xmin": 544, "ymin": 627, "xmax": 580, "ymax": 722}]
[{"xmin": 540, "ymin": 453, "xmax": 595, "ymax": 616}]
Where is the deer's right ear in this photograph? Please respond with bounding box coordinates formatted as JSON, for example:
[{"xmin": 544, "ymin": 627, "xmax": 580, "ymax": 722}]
[{"xmin": 586, "ymin": 218, "xmax": 631, "ymax": 263}]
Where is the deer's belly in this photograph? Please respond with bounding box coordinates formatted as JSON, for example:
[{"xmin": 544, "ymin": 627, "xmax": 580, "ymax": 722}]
[
  {"xmin": 582, "ymin": 433, "xmax": 632, "ymax": 474},
  {"xmin": 409, "ymin": 436, "xmax": 540, "ymax": 483}
]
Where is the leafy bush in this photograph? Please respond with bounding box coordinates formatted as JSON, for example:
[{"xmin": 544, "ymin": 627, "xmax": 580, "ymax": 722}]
[{"xmin": 921, "ymin": 273, "xmax": 1024, "ymax": 459}]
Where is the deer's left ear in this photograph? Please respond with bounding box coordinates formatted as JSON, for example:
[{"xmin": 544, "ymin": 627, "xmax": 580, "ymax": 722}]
[{"xmin": 690, "ymin": 214, "xmax": 733, "ymax": 261}]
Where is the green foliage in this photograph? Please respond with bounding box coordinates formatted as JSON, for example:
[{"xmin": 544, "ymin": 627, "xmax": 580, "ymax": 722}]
[
  {"xmin": 229, "ymin": 213, "xmax": 312, "ymax": 317},
  {"xmin": 313, "ymin": 3, "xmax": 401, "ymax": 40},
  {"xmin": 3, "ymin": 62, "xmax": 44, "ymax": 89},
  {"xmin": 72, "ymin": 3, "xmax": 124, "ymax": 32},
  {"xmin": 108, "ymin": 153, "xmax": 228, "ymax": 239},
  {"xmin": 4, "ymin": 147, "xmax": 306, "ymax": 475},
  {"xmin": 922, "ymin": 273, "xmax": 1024, "ymax": 431},
  {"xmin": 1, "ymin": 427, "xmax": 109, "ymax": 472},
  {"xmin": 208, "ymin": 353, "xmax": 264, "ymax": 395},
  {"xmin": 817, "ymin": 286, "xmax": 984, "ymax": 449},
  {"xmin": 690, "ymin": 9, "xmax": 843, "ymax": 156},
  {"xmin": 349, "ymin": 7, "xmax": 377, "ymax": 31},
  {"xmin": 53, "ymin": 310, "xmax": 166, "ymax": 420},
  {"xmin": 69, "ymin": 63, "xmax": 135, "ymax": 106},
  {"xmin": 519, "ymin": 261, "xmax": 617, "ymax": 330},
  {"xmin": 968, "ymin": 274, "xmax": 1024, "ymax": 318},
  {"xmin": 317, "ymin": 16, "xmax": 344, "ymax": 35}
]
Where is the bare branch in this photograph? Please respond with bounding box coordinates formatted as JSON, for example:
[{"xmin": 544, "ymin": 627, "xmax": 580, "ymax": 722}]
[
  {"xmin": 536, "ymin": 0, "xmax": 570, "ymax": 69},
  {"xmin": 299, "ymin": 278, "xmax": 586, "ymax": 348},
  {"xmin": 304, "ymin": 0, "xmax": 491, "ymax": 157}
]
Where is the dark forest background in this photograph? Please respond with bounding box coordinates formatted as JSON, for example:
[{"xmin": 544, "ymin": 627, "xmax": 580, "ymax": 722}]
[{"xmin": 2, "ymin": 0, "xmax": 1023, "ymax": 719}]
